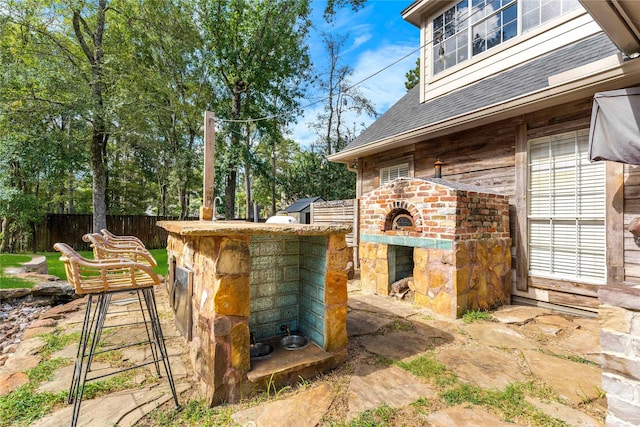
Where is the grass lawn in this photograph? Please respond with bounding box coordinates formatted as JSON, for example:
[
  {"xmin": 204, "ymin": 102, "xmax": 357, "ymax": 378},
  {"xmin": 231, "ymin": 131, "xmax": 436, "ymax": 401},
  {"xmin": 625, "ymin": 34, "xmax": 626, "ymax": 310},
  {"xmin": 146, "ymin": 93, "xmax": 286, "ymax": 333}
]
[
  {"xmin": 0, "ymin": 254, "xmax": 38, "ymax": 289},
  {"xmin": 0, "ymin": 249, "xmax": 169, "ymax": 289}
]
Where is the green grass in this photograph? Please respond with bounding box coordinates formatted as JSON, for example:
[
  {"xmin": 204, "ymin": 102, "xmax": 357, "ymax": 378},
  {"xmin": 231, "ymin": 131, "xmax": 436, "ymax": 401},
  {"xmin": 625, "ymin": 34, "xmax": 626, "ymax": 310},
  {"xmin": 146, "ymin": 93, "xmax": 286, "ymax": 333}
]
[
  {"xmin": 148, "ymin": 399, "xmax": 234, "ymax": 427},
  {"xmin": 0, "ymin": 254, "xmax": 38, "ymax": 289},
  {"xmin": 462, "ymin": 309, "xmax": 493, "ymax": 324},
  {"xmin": 2, "ymin": 248, "xmax": 168, "ymax": 287},
  {"xmin": 396, "ymin": 353, "xmax": 567, "ymax": 426},
  {"xmin": 330, "ymin": 404, "xmax": 398, "ymax": 426}
]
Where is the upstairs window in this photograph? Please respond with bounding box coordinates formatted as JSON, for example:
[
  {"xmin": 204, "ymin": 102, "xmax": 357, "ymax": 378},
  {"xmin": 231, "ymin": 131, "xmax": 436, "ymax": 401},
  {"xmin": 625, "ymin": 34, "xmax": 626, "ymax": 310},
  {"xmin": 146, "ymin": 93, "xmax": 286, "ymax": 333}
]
[
  {"xmin": 522, "ymin": 0, "xmax": 581, "ymax": 32},
  {"xmin": 433, "ymin": 0, "xmax": 582, "ymax": 75},
  {"xmin": 380, "ymin": 163, "xmax": 409, "ymax": 185}
]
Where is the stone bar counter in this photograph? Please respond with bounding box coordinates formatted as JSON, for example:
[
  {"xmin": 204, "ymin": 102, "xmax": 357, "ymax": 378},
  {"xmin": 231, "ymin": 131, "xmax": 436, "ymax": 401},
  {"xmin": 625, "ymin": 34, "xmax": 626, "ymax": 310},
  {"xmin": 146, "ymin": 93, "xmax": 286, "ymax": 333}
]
[{"xmin": 157, "ymin": 220, "xmax": 352, "ymax": 405}]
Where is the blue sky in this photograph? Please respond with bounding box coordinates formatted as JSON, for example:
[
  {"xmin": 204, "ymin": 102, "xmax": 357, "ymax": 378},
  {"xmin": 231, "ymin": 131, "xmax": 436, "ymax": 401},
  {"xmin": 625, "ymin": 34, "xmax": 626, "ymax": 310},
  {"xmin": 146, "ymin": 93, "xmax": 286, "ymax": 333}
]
[{"xmin": 291, "ymin": 0, "xmax": 420, "ymax": 147}]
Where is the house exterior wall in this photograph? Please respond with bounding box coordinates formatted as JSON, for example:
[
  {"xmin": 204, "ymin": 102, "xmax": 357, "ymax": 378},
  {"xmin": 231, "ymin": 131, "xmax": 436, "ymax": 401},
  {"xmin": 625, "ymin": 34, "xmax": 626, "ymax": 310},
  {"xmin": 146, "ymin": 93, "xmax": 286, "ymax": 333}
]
[{"xmin": 356, "ymin": 96, "xmax": 624, "ymax": 313}]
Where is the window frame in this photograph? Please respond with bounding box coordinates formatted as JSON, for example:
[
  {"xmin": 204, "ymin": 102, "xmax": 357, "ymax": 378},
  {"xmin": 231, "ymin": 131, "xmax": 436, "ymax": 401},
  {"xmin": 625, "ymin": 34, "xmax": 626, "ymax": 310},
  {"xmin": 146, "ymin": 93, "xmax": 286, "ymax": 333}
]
[
  {"xmin": 526, "ymin": 129, "xmax": 606, "ymax": 285},
  {"xmin": 431, "ymin": 0, "xmax": 581, "ymax": 76},
  {"xmin": 380, "ymin": 163, "xmax": 410, "ymax": 186}
]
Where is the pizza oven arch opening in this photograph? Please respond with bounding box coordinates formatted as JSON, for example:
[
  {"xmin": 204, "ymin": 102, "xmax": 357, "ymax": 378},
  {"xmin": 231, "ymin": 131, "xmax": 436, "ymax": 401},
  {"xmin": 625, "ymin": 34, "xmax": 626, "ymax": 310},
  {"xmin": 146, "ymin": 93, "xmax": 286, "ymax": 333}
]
[{"xmin": 384, "ymin": 208, "xmax": 415, "ymax": 232}]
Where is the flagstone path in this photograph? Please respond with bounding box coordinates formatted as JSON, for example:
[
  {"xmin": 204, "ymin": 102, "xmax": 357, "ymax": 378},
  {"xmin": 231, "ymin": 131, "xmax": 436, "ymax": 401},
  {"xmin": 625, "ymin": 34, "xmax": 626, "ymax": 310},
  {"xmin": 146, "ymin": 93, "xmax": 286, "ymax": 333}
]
[{"xmin": 0, "ymin": 278, "xmax": 606, "ymax": 426}]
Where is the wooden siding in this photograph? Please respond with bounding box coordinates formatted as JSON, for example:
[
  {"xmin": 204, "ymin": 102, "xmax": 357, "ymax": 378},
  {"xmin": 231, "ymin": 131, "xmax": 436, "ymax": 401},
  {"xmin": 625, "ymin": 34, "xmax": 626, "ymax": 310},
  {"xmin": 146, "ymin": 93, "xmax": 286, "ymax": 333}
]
[
  {"xmin": 357, "ymin": 96, "xmax": 623, "ymax": 313},
  {"xmin": 624, "ymin": 164, "xmax": 640, "ymax": 284}
]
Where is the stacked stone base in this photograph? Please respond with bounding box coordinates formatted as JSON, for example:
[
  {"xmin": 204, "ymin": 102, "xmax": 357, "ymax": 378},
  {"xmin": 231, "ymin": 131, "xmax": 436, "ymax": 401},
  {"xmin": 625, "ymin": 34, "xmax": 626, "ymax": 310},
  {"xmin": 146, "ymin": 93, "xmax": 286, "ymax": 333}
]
[
  {"xmin": 599, "ymin": 284, "xmax": 640, "ymax": 427},
  {"xmin": 360, "ymin": 238, "xmax": 511, "ymax": 319}
]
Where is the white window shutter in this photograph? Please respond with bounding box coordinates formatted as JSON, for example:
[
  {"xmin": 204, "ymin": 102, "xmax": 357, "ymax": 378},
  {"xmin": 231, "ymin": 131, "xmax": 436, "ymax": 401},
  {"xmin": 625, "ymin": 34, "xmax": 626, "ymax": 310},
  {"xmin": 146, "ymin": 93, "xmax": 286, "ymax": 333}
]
[{"xmin": 528, "ymin": 129, "xmax": 605, "ymax": 284}]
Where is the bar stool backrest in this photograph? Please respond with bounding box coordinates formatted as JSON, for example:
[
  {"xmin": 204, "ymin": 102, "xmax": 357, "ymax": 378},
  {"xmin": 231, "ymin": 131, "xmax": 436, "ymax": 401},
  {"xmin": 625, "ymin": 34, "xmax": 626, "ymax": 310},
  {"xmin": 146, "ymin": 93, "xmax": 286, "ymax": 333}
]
[
  {"xmin": 100, "ymin": 229, "xmax": 145, "ymax": 248},
  {"xmin": 83, "ymin": 233, "xmax": 157, "ymax": 268},
  {"xmin": 53, "ymin": 242, "xmax": 160, "ymax": 295}
]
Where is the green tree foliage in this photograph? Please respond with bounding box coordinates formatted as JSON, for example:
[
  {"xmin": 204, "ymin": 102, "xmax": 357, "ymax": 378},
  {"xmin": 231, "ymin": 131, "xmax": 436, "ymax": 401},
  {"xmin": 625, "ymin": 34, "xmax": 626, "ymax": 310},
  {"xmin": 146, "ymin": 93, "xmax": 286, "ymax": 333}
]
[
  {"xmin": 0, "ymin": 0, "xmax": 372, "ymax": 250},
  {"xmin": 197, "ymin": 0, "xmax": 312, "ymax": 219},
  {"xmin": 405, "ymin": 57, "xmax": 420, "ymax": 91},
  {"xmin": 281, "ymin": 148, "xmax": 356, "ymax": 203}
]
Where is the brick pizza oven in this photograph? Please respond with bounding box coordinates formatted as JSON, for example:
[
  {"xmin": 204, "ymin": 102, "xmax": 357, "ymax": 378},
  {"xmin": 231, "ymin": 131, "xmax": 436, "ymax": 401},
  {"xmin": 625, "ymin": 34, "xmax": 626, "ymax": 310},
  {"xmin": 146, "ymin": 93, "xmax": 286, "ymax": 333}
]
[{"xmin": 359, "ymin": 177, "xmax": 512, "ymax": 318}]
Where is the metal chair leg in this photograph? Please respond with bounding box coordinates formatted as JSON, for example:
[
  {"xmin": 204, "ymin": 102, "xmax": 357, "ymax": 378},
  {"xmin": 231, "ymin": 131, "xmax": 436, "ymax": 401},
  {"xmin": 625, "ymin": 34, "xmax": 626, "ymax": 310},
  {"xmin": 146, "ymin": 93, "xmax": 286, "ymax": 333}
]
[
  {"xmin": 68, "ymin": 295, "xmax": 94, "ymax": 405},
  {"xmin": 70, "ymin": 294, "xmax": 109, "ymax": 427},
  {"xmin": 142, "ymin": 288, "xmax": 179, "ymax": 408},
  {"xmin": 136, "ymin": 289, "xmax": 162, "ymax": 377}
]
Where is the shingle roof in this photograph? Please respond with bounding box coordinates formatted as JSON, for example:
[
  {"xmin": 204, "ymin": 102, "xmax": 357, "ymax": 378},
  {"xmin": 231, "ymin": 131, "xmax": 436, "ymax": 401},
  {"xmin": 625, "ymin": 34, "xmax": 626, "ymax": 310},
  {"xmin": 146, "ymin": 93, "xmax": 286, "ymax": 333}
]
[
  {"xmin": 284, "ymin": 196, "xmax": 324, "ymax": 213},
  {"xmin": 339, "ymin": 32, "xmax": 618, "ymax": 154}
]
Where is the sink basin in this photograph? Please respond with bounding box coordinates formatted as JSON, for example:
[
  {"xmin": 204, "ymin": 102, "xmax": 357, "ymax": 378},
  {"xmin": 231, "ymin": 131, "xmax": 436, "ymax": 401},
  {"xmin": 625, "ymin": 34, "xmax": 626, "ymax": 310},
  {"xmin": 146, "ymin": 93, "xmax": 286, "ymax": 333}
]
[
  {"xmin": 279, "ymin": 335, "xmax": 309, "ymax": 350},
  {"xmin": 250, "ymin": 342, "xmax": 274, "ymax": 360}
]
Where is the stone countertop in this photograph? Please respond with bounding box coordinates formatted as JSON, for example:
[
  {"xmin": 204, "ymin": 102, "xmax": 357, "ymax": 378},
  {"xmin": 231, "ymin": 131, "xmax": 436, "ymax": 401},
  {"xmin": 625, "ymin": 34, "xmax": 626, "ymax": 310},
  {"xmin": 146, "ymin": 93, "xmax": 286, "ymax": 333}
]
[{"xmin": 157, "ymin": 220, "xmax": 352, "ymax": 236}]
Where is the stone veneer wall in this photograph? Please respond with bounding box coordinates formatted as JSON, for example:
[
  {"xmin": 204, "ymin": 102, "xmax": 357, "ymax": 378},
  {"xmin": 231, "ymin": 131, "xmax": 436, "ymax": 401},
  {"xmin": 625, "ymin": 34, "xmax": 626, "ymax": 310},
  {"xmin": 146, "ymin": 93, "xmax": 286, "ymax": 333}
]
[
  {"xmin": 599, "ymin": 285, "xmax": 640, "ymax": 427},
  {"xmin": 163, "ymin": 225, "xmax": 349, "ymax": 406},
  {"xmin": 359, "ymin": 178, "xmax": 511, "ymax": 319}
]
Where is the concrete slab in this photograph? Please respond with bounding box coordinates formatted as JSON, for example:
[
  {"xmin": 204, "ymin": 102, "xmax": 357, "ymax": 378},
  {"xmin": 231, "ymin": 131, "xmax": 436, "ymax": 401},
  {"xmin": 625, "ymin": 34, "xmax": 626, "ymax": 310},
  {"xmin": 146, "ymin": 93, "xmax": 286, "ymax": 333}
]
[{"xmin": 347, "ymin": 364, "xmax": 436, "ymax": 420}]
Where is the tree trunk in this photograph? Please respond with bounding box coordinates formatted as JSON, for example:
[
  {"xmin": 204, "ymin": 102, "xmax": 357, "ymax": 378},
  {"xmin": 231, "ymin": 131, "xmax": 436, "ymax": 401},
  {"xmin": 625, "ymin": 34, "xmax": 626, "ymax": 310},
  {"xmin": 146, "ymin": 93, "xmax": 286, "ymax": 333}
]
[
  {"xmin": 72, "ymin": 1, "xmax": 108, "ymax": 233},
  {"xmin": 225, "ymin": 85, "xmax": 244, "ymax": 219},
  {"xmin": 68, "ymin": 175, "xmax": 75, "ymax": 214},
  {"xmin": 0, "ymin": 217, "xmax": 9, "ymax": 253}
]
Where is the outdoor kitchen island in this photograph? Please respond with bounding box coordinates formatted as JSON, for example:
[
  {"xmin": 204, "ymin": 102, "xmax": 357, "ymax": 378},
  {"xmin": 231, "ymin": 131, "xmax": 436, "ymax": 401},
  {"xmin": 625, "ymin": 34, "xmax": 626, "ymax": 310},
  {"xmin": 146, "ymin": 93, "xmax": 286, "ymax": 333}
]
[{"xmin": 157, "ymin": 220, "xmax": 352, "ymax": 406}]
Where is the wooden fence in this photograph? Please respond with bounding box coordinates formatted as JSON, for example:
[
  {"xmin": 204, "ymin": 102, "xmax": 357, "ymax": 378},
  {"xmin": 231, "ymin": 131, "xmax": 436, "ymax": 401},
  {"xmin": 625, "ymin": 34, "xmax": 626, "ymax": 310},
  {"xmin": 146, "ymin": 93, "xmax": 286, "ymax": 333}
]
[
  {"xmin": 34, "ymin": 214, "xmax": 196, "ymax": 252},
  {"xmin": 310, "ymin": 199, "xmax": 358, "ymax": 247}
]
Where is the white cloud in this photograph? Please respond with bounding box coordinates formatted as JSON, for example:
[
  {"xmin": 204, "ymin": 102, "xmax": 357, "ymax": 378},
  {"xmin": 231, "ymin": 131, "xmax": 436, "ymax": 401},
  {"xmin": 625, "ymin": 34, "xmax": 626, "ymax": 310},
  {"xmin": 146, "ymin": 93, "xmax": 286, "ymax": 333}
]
[{"xmin": 292, "ymin": 41, "xmax": 418, "ymax": 148}]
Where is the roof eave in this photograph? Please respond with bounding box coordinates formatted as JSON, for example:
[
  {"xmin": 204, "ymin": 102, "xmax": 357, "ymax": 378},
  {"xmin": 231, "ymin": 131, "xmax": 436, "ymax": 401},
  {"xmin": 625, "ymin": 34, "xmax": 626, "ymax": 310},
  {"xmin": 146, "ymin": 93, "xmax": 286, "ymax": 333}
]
[
  {"xmin": 579, "ymin": 0, "xmax": 640, "ymax": 56},
  {"xmin": 328, "ymin": 55, "xmax": 640, "ymax": 164}
]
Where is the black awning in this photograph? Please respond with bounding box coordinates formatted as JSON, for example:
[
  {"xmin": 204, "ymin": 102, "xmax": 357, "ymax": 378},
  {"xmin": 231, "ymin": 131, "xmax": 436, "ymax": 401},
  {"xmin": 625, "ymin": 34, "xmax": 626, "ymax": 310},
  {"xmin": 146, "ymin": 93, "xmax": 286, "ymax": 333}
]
[{"xmin": 589, "ymin": 86, "xmax": 640, "ymax": 165}]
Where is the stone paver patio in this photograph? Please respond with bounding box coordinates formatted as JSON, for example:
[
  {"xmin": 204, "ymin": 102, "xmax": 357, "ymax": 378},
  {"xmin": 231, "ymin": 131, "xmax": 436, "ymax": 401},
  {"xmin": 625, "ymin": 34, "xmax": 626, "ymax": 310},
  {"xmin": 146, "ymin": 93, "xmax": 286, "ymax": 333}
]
[{"xmin": 0, "ymin": 279, "xmax": 606, "ymax": 426}]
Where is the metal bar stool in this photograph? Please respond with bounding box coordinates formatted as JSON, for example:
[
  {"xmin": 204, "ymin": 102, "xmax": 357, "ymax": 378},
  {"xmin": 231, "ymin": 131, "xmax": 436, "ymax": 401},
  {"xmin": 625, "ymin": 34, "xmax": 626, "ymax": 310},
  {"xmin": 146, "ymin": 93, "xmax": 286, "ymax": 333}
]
[
  {"xmin": 82, "ymin": 233, "xmax": 163, "ymax": 379},
  {"xmin": 54, "ymin": 242, "xmax": 179, "ymax": 427}
]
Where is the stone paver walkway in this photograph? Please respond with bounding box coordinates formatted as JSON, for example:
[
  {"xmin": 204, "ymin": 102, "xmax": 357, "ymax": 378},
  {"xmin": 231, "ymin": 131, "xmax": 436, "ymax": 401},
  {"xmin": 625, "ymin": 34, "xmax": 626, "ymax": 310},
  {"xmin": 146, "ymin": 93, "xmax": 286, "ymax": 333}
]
[{"xmin": 0, "ymin": 279, "xmax": 606, "ymax": 426}]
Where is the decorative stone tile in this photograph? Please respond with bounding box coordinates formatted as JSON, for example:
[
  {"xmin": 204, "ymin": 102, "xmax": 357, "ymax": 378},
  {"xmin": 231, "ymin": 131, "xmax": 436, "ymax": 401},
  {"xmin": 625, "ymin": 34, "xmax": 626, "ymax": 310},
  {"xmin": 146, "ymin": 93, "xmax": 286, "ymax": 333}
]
[
  {"xmin": 251, "ymin": 296, "xmax": 275, "ymax": 311},
  {"xmin": 279, "ymin": 255, "xmax": 299, "ymax": 267},
  {"xmin": 311, "ymin": 300, "xmax": 324, "ymax": 316},
  {"xmin": 284, "ymin": 239, "xmax": 299, "ymax": 254},
  {"xmin": 256, "ymin": 309, "xmax": 281, "ymax": 324},
  {"xmin": 283, "ymin": 266, "xmax": 299, "ymax": 281},
  {"xmin": 278, "ymin": 281, "xmax": 298, "ymax": 294},
  {"xmin": 255, "ymin": 283, "xmax": 277, "ymax": 297},
  {"xmin": 276, "ymin": 294, "xmax": 298, "ymax": 308},
  {"xmin": 281, "ymin": 306, "xmax": 297, "ymax": 320},
  {"xmin": 308, "ymin": 328, "xmax": 324, "ymax": 348}
]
